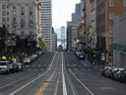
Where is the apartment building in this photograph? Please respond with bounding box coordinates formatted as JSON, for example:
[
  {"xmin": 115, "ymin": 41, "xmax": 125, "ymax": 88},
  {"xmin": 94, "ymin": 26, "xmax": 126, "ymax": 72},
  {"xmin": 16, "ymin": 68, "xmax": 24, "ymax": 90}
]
[
  {"xmin": 112, "ymin": 0, "xmax": 126, "ymax": 67},
  {"xmin": 0, "ymin": 0, "xmax": 37, "ymax": 40},
  {"xmin": 36, "ymin": 0, "xmax": 52, "ymax": 51},
  {"xmin": 96, "ymin": 0, "xmax": 113, "ymax": 64},
  {"xmin": 85, "ymin": 0, "xmax": 97, "ymax": 48}
]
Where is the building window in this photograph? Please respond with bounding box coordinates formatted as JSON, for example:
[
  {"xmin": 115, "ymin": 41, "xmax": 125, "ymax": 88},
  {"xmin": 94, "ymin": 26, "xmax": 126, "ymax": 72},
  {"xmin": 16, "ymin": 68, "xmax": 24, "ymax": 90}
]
[
  {"xmin": 7, "ymin": 11, "xmax": 9, "ymax": 15},
  {"xmin": 12, "ymin": 17, "xmax": 17, "ymax": 28},
  {"xmin": 7, "ymin": 5, "xmax": 9, "ymax": 9},
  {"xmin": 21, "ymin": 7, "xmax": 25, "ymax": 15},
  {"xmin": 13, "ymin": 6, "xmax": 16, "ymax": 15},
  {"xmin": 13, "ymin": 6, "xmax": 16, "ymax": 10},
  {"xmin": 29, "ymin": 31, "xmax": 33, "ymax": 33},
  {"xmin": 2, "ymin": 11, "xmax": 6, "ymax": 16},
  {"xmin": 7, "ymin": 17, "xmax": 9, "ymax": 21},
  {"xmin": 29, "ymin": 7, "xmax": 33, "ymax": 15},
  {"xmin": 20, "ymin": 19, "xmax": 25, "ymax": 28},
  {"xmin": 13, "ymin": 17, "xmax": 16, "ymax": 23},
  {"xmin": 2, "ymin": 5, "xmax": 6, "ymax": 9},
  {"xmin": 7, "ymin": 24, "xmax": 9, "ymax": 27},
  {"xmin": 29, "ymin": 20, "xmax": 33, "ymax": 27},
  {"xmin": 21, "ymin": 31, "xmax": 25, "ymax": 36},
  {"xmin": 2, "ymin": 17, "xmax": 6, "ymax": 22},
  {"xmin": 29, "ymin": 11, "xmax": 33, "ymax": 15}
]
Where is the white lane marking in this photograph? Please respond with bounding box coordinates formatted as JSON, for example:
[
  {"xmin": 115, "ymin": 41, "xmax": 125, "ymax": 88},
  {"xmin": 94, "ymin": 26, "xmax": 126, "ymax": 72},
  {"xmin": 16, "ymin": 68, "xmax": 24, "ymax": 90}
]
[
  {"xmin": 69, "ymin": 78, "xmax": 76, "ymax": 95},
  {"xmin": 69, "ymin": 69, "xmax": 95, "ymax": 95},
  {"xmin": 48, "ymin": 70, "xmax": 56, "ymax": 82},
  {"xmin": 65, "ymin": 70, "xmax": 76, "ymax": 95},
  {"xmin": 63, "ymin": 54, "xmax": 76, "ymax": 95},
  {"xmin": 62, "ymin": 53, "xmax": 68, "ymax": 95},
  {"xmin": 48, "ymin": 52, "xmax": 57, "ymax": 71},
  {"xmin": 54, "ymin": 73, "xmax": 60, "ymax": 95},
  {"xmin": 0, "ymin": 80, "xmax": 21, "ymax": 89},
  {"xmin": 10, "ymin": 53, "xmax": 57, "ymax": 95},
  {"xmin": 0, "ymin": 53, "xmax": 57, "ymax": 90},
  {"xmin": 53, "ymin": 53, "xmax": 60, "ymax": 95}
]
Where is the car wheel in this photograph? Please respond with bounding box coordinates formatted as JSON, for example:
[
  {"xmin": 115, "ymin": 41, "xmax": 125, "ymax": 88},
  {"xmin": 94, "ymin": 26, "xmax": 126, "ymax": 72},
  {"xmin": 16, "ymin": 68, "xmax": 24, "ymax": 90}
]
[
  {"xmin": 19, "ymin": 65, "xmax": 23, "ymax": 71},
  {"xmin": 6, "ymin": 69, "xmax": 10, "ymax": 74}
]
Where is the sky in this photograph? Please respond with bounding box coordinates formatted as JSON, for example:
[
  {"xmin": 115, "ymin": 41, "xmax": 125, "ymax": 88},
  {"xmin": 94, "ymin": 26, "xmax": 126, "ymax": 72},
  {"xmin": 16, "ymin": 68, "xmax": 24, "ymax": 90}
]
[{"xmin": 52, "ymin": 0, "xmax": 80, "ymax": 29}]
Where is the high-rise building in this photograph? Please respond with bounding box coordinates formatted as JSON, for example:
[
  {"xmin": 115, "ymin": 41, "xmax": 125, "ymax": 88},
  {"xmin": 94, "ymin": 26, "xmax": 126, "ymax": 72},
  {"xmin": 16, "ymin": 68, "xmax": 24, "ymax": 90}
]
[
  {"xmin": 72, "ymin": 3, "xmax": 81, "ymax": 24},
  {"xmin": 60, "ymin": 26, "xmax": 66, "ymax": 49},
  {"xmin": 37, "ymin": 0, "xmax": 52, "ymax": 51},
  {"xmin": 75, "ymin": 0, "xmax": 86, "ymax": 50},
  {"xmin": 68, "ymin": 3, "xmax": 81, "ymax": 49},
  {"xmin": 66, "ymin": 22, "xmax": 72, "ymax": 50},
  {"xmin": 51, "ymin": 27, "xmax": 57, "ymax": 52}
]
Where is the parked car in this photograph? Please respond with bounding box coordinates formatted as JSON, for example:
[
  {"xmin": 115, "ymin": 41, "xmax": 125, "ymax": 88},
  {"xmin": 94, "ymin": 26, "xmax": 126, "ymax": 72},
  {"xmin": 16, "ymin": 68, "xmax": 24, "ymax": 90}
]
[
  {"xmin": 78, "ymin": 54, "xmax": 85, "ymax": 59},
  {"xmin": 30, "ymin": 54, "xmax": 38, "ymax": 61},
  {"xmin": 23, "ymin": 54, "xmax": 38, "ymax": 64},
  {"xmin": 75, "ymin": 51, "xmax": 85, "ymax": 60},
  {"xmin": 101, "ymin": 66, "xmax": 110, "ymax": 76},
  {"xmin": 36, "ymin": 51, "xmax": 44, "ymax": 56},
  {"xmin": 0, "ymin": 61, "xmax": 12, "ymax": 73},
  {"xmin": 102, "ymin": 66, "xmax": 126, "ymax": 82},
  {"xmin": 113, "ymin": 68, "xmax": 126, "ymax": 82},
  {"xmin": 23, "ymin": 57, "xmax": 31, "ymax": 64},
  {"xmin": 102, "ymin": 66, "xmax": 113, "ymax": 78},
  {"xmin": 0, "ymin": 61, "xmax": 23, "ymax": 74},
  {"xmin": 14, "ymin": 62, "xmax": 24, "ymax": 71},
  {"xmin": 75, "ymin": 51, "xmax": 80, "ymax": 56},
  {"xmin": 108, "ymin": 67, "xmax": 118, "ymax": 78}
]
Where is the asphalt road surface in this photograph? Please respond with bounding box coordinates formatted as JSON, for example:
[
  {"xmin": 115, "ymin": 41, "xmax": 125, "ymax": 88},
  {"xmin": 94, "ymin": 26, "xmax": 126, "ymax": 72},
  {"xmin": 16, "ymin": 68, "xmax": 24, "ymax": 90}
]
[{"xmin": 0, "ymin": 52, "xmax": 126, "ymax": 95}]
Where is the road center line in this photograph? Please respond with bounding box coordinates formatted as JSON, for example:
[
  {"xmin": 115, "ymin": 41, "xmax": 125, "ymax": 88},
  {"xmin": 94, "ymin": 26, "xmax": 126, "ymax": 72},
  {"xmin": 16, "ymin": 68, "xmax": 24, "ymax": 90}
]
[
  {"xmin": 36, "ymin": 53, "xmax": 60, "ymax": 95},
  {"xmin": 65, "ymin": 70, "xmax": 76, "ymax": 95},
  {"xmin": 62, "ymin": 52, "xmax": 68, "ymax": 95},
  {"xmin": 48, "ymin": 52, "xmax": 57, "ymax": 71},
  {"xmin": 54, "ymin": 73, "xmax": 60, "ymax": 95},
  {"xmin": 36, "ymin": 71, "xmax": 56, "ymax": 95},
  {"xmin": 69, "ymin": 69, "xmax": 95, "ymax": 95},
  {"xmin": 9, "ymin": 53, "xmax": 57, "ymax": 95}
]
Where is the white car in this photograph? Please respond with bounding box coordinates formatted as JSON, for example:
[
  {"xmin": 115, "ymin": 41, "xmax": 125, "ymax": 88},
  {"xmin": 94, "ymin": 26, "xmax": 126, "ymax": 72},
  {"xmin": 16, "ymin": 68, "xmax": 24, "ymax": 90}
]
[
  {"xmin": 30, "ymin": 54, "xmax": 38, "ymax": 61},
  {"xmin": 0, "ymin": 61, "xmax": 23, "ymax": 73},
  {"xmin": 0, "ymin": 61, "xmax": 12, "ymax": 73},
  {"xmin": 14, "ymin": 62, "xmax": 24, "ymax": 71},
  {"xmin": 23, "ymin": 57, "xmax": 31, "ymax": 64},
  {"xmin": 36, "ymin": 51, "xmax": 43, "ymax": 55}
]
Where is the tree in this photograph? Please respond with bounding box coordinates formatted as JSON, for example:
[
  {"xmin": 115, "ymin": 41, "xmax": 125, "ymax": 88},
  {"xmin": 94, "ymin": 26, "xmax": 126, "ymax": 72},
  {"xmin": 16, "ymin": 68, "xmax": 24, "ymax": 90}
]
[
  {"xmin": 37, "ymin": 37, "xmax": 47, "ymax": 49},
  {"xmin": 0, "ymin": 25, "xmax": 9, "ymax": 55}
]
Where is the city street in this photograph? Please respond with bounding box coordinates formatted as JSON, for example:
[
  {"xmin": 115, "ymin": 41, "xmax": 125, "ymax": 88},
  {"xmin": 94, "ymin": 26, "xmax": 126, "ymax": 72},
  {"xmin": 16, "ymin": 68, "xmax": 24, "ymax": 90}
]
[
  {"xmin": 0, "ymin": 52, "xmax": 125, "ymax": 95},
  {"xmin": 0, "ymin": 0, "xmax": 126, "ymax": 95}
]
